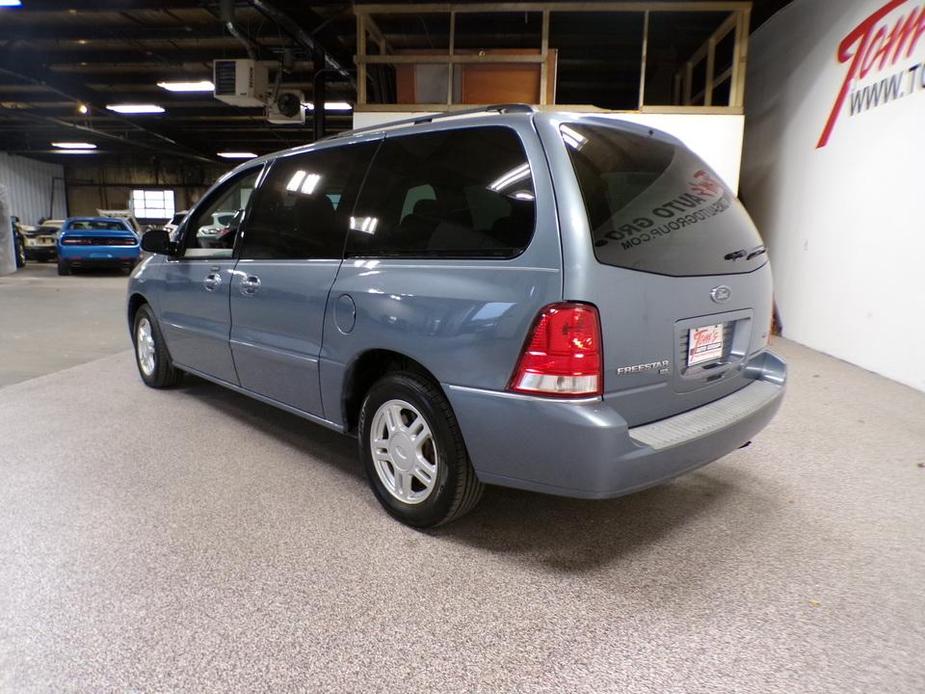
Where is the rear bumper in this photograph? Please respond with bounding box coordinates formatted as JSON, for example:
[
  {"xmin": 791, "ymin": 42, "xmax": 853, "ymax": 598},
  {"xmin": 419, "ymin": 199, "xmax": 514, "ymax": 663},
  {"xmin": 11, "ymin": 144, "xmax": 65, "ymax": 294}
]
[
  {"xmin": 445, "ymin": 350, "xmax": 786, "ymax": 499},
  {"xmin": 24, "ymin": 246, "xmax": 56, "ymax": 260},
  {"xmin": 58, "ymin": 246, "xmax": 140, "ymax": 264}
]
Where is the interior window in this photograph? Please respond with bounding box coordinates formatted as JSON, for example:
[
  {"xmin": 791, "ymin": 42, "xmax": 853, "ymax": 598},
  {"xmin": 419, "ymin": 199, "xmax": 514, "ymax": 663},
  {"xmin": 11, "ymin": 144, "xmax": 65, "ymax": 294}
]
[
  {"xmin": 345, "ymin": 126, "xmax": 536, "ymax": 259},
  {"xmin": 182, "ymin": 169, "xmax": 260, "ymax": 259},
  {"xmin": 239, "ymin": 142, "xmax": 378, "ymax": 260}
]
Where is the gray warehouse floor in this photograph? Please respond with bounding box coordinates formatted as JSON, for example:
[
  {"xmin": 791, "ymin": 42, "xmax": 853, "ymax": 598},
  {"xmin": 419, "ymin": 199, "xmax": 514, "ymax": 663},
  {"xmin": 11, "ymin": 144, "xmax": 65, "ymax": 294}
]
[{"xmin": 1, "ymin": 266, "xmax": 924, "ymax": 692}]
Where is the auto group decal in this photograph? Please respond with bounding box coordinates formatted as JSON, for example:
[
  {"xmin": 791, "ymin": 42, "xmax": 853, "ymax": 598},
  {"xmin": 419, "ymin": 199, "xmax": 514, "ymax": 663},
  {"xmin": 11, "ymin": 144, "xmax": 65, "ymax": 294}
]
[
  {"xmin": 598, "ymin": 169, "xmax": 731, "ymax": 251},
  {"xmin": 817, "ymin": 0, "xmax": 925, "ymax": 148}
]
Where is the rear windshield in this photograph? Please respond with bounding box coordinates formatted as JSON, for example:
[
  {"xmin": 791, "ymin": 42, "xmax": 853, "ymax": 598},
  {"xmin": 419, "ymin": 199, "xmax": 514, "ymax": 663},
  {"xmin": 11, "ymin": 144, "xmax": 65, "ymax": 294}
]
[
  {"xmin": 67, "ymin": 220, "xmax": 130, "ymax": 231},
  {"xmin": 561, "ymin": 123, "xmax": 766, "ymax": 276}
]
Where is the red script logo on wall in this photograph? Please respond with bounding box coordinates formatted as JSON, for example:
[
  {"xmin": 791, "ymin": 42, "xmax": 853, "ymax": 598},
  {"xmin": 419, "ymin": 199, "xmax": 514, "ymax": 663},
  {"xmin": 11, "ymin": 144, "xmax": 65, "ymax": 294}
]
[{"xmin": 817, "ymin": 0, "xmax": 925, "ymax": 148}]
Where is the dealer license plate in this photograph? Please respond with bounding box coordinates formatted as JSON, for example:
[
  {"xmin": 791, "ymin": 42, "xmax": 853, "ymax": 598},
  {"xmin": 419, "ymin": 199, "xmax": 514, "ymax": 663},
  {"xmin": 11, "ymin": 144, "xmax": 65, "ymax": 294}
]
[{"xmin": 688, "ymin": 323, "xmax": 725, "ymax": 366}]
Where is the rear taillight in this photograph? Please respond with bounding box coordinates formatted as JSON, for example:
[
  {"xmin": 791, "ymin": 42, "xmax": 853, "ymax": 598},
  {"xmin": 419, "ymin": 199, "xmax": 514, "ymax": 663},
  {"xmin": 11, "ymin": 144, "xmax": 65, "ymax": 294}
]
[{"xmin": 509, "ymin": 302, "xmax": 603, "ymax": 398}]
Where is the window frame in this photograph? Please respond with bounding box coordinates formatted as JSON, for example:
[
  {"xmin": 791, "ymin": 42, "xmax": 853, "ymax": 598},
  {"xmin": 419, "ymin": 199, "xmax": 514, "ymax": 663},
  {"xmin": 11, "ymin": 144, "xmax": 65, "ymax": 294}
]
[
  {"xmin": 344, "ymin": 124, "xmax": 538, "ymax": 261},
  {"xmin": 173, "ymin": 163, "xmax": 267, "ymax": 262},
  {"xmin": 130, "ymin": 188, "xmax": 176, "ymax": 221}
]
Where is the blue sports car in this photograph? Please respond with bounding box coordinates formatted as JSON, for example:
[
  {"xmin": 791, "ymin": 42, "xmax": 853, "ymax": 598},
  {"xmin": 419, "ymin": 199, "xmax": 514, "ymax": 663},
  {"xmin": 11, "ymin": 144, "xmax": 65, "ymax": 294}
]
[{"xmin": 57, "ymin": 217, "xmax": 140, "ymax": 275}]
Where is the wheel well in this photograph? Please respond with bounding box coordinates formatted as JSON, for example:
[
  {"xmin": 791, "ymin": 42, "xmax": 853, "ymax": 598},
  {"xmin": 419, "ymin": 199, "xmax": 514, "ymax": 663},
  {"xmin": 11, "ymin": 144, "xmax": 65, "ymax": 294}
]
[
  {"xmin": 127, "ymin": 293, "xmax": 147, "ymax": 330},
  {"xmin": 342, "ymin": 350, "xmax": 438, "ymax": 434}
]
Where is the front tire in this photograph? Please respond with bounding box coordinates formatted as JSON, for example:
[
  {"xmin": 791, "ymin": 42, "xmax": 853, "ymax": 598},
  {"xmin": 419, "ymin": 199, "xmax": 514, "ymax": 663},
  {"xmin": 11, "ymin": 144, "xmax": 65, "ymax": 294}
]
[
  {"xmin": 57, "ymin": 260, "xmax": 70, "ymax": 275},
  {"xmin": 132, "ymin": 304, "xmax": 182, "ymax": 388},
  {"xmin": 359, "ymin": 372, "xmax": 483, "ymax": 528}
]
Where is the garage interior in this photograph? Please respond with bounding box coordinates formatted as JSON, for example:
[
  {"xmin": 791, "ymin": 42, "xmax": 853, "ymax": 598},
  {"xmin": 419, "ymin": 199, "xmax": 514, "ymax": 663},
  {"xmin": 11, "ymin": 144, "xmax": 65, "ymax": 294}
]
[{"xmin": 1, "ymin": 1, "xmax": 924, "ymax": 692}]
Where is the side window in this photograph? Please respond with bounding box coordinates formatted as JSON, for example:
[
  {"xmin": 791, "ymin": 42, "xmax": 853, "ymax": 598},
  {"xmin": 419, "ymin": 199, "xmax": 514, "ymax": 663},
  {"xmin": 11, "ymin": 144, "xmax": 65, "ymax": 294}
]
[
  {"xmin": 182, "ymin": 168, "xmax": 260, "ymax": 259},
  {"xmin": 345, "ymin": 126, "xmax": 536, "ymax": 259},
  {"xmin": 400, "ymin": 184, "xmax": 436, "ymax": 222},
  {"xmin": 240, "ymin": 142, "xmax": 377, "ymax": 260}
]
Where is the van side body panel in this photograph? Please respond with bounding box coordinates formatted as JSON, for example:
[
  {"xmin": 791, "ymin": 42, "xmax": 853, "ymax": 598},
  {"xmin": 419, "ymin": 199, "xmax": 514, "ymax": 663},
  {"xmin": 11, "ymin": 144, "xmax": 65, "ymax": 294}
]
[{"xmin": 319, "ymin": 117, "xmax": 563, "ymax": 426}]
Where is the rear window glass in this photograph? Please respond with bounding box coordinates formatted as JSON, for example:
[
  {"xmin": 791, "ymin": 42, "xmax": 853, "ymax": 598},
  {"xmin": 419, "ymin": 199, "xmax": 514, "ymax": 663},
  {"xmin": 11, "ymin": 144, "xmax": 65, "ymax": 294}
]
[
  {"xmin": 67, "ymin": 220, "xmax": 130, "ymax": 231},
  {"xmin": 345, "ymin": 126, "xmax": 535, "ymax": 259},
  {"xmin": 561, "ymin": 123, "xmax": 766, "ymax": 276}
]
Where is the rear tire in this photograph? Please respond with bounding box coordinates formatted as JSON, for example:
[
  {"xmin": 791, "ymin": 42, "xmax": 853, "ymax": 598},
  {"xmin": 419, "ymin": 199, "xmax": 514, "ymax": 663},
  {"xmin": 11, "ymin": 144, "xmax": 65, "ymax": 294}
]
[
  {"xmin": 57, "ymin": 260, "xmax": 70, "ymax": 275},
  {"xmin": 132, "ymin": 304, "xmax": 182, "ymax": 388},
  {"xmin": 359, "ymin": 372, "xmax": 483, "ymax": 528},
  {"xmin": 14, "ymin": 236, "xmax": 26, "ymax": 268}
]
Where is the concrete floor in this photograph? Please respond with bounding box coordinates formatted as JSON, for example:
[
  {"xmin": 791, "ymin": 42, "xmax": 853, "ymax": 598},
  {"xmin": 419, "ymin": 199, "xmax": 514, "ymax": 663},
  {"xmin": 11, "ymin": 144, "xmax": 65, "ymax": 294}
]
[
  {"xmin": 1, "ymin": 270, "xmax": 924, "ymax": 692},
  {"xmin": 0, "ymin": 262, "xmax": 130, "ymax": 386}
]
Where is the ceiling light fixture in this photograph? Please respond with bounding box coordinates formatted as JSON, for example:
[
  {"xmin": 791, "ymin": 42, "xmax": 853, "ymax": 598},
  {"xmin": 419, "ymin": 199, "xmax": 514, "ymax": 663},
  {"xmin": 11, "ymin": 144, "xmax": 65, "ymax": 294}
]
[
  {"xmin": 52, "ymin": 142, "xmax": 97, "ymax": 150},
  {"xmin": 217, "ymin": 152, "xmax": 257, "ymax": 159},
  {"xmin": 77, "ymin": 103, "xmax": 89, "ymax": 114},
  {"xmin": 106, "ymin": 104, "xmax": 165, "ymax": 114},
  {"xmin": 157, "ymin": 80, "xmax": 215, "ymax": 93},
  {"xmin": 304, "ymin": 101, "xmax": 353, "ymax": 111},
  {"xmin": 0, "ymin": 1, "xmax": 24, "ymax": 7},
  {"xmin": 56, "ymin": 150, "xmax": 98, "ymax": 155}
]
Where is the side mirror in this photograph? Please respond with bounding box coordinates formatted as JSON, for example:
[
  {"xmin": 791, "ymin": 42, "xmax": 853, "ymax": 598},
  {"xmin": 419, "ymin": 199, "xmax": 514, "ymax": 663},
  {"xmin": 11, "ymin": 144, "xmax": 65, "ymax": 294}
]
[{"xmin": 141, "ymin": 229, "xmax": 175, "ymax": 255}]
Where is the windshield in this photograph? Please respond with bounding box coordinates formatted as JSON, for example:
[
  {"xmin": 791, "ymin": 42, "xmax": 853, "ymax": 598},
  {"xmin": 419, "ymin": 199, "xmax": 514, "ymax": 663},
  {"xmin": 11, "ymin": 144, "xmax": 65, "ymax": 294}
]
[{"xmin": 561, "ymin": 123, "xmax": 767, "ymax": 277}]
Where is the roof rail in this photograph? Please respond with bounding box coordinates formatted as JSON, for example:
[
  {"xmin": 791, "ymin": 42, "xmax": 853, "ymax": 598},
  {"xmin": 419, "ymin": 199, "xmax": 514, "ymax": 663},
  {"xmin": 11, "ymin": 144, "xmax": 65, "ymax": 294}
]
[{"xmin": 325, "ymin": 103, "xmax": 536, "ymax": 140}]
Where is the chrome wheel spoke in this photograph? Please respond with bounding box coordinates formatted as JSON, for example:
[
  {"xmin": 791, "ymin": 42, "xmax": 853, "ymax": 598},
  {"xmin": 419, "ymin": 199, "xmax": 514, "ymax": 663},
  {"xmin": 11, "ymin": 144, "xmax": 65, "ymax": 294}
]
[
  {"xmin": 369, "ymin": 399, "xmax": 439, "ymax": 505},
  {"xmin": 136, "ymin": 318, "xmax": 156, "ymax": 376},
  {"xmin": 407, "ymin": 415, "xmax": 426, "ymax": 438}
]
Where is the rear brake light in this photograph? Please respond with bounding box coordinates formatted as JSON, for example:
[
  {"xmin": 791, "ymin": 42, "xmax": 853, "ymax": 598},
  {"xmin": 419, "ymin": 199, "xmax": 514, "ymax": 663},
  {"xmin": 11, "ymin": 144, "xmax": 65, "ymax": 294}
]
[{"xmin": 509, "ymin": 302, "xmax": 603, "ymax": 398}]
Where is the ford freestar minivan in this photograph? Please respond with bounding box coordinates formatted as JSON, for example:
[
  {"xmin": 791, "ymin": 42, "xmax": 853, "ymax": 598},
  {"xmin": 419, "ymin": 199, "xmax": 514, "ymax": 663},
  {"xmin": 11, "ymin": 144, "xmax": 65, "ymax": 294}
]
[{"xmin": 129, "ymin": 105, "xmax": 785, "ymax": 528}]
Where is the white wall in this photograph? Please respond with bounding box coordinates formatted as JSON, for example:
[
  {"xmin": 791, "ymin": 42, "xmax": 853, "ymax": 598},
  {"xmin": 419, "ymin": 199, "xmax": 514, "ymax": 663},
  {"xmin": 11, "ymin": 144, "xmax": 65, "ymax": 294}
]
[
  {"xmin": 741, "ymin": 0, "xmax": 925, "ymax": 392},
  {"xmin": 0, "ymin": 153, "xmax": 67, "ymax": 226},
  {"xmin": 353, "ymin": 111, "xmax": 745, "ymax": 192}
]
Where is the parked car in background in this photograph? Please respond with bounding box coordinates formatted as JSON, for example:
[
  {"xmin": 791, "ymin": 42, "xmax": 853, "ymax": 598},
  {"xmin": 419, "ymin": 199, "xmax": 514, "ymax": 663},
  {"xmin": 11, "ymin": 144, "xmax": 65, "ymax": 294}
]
[
  {"xmin": 57, "ymin": 217, "xmax": 140, "ymax": 275},
  {"xmin": 10, "ymin": 216, "xmax": 26, "ymax": 268},
  {"xmin": 97, "ymin": 209, "xmax": 142, "ymax": 235},
  {"xmin": 164, "ymin": 210, "xmax": 189, "ymax": 241},
  {"xmin": 20, "ymin": 218, "xmax": 63, "ymax": 262},
  {"xmin": 128, "ymin": 107, "xmax": 786, "ymax": 528},
  {"xmin": 195, "ymin": 210, "xmax": 237, "ymax": 248}
]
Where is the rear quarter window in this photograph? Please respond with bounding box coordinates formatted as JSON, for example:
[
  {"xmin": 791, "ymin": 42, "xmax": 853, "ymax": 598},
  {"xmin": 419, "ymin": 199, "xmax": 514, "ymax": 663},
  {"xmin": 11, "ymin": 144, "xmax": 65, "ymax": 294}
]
[{"xmin": 561, "ymin": 123, "xmax": 767, "ymax": 276}]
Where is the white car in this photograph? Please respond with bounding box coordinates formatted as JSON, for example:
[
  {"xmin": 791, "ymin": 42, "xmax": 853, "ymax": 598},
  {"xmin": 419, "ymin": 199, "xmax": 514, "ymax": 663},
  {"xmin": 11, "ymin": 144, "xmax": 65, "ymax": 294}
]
[
  {"xmin": 196, "ymin": 211, "xmax": 237, "ymax": 248},
  {"xmin": 164, "ymin": 210, "xmax": 189, "ymax": 241}
]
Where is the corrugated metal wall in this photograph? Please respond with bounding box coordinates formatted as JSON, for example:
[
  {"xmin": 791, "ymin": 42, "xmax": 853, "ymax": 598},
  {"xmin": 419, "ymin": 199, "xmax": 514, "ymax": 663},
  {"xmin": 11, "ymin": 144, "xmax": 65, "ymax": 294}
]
[{"xmin": 0, "ymin": 153, "xmax": 67, "ymax": 225}]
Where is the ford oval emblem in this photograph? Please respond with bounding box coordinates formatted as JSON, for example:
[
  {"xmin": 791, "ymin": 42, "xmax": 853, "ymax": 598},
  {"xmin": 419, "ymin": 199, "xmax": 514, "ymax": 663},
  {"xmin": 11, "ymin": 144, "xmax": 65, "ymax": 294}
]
[{"xmin": 710, "ymin": 285, "xmax": 732, "ymax": 303}]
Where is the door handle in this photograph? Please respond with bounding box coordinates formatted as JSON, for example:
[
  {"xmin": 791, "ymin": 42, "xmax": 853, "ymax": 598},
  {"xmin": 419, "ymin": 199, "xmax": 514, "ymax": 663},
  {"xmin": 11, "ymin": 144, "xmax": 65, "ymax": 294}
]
[
  {"xmin": 240, "ymin": 274, "xmax": 261, "ymax": 295},
  {"xmin": 203, "ymin": 272, "xmax": 222, "ymax": 292}
]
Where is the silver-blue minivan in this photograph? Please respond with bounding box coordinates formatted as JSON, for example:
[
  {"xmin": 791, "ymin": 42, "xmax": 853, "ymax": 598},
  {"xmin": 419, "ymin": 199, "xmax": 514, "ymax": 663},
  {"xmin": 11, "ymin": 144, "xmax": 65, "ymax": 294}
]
[{"xmin": 129, "ymin": 105, "xmax": 786, "ymax": 527}]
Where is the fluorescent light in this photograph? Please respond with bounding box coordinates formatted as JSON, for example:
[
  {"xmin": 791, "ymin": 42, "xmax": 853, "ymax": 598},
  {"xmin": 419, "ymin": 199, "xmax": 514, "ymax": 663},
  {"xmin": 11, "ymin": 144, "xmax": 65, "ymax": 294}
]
[
  {"xmin": 56, "ymin": 150, "xmax": 97, "ymax": 155},
  {"xmin": 106, "ymin": 104, "xmax": 165, "ymax": 114},
  {"xmin": 217, "ymin": 152, "xmax": 257, "ymax": 159},
  {"xmin": 286, "ymin": 170, "xmax": 307, "ymax": 192},
  {"xmin": 52, "ymin": 142, "xmax": 97, "ymax": 150},
  {"xmin": 350, "ymin": 216, "xmax": 378, "ymax": 234},
  {"xmin": 304, "ymin": 101, "xmax": 352, "ymax": 111},
  {"xmin": 488, "ymin": 163, "xmax": 531, "ymax": 192},
  {"xmin": 560, "ymin": 125, "xmax": 588, "ymax": 150},
  {"xmin": 301, "ymin": 173, "xmax": 321, "ymax": 195},
  {"xmin": 157, "ymin": 80, "xmax": 214, "ymax": 93},
  {"xmin": 0, "ymin": 1, "xmax": 23, "ymax": 7}
]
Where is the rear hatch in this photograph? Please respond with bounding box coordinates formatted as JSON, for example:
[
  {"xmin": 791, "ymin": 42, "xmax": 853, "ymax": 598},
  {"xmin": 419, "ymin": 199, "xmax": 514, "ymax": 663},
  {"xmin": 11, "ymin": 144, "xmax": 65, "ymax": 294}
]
[{"xmin": 550, "ymin": 118, "xmax": 773, "ymax": 426}]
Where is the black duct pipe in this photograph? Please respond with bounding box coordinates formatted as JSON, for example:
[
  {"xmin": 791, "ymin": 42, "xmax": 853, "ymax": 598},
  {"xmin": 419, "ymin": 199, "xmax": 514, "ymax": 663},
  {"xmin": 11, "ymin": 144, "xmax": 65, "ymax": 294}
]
[
  {"xmin": 250, "ymin": 0, "xmax": 355, "ymax": 87},
  {"xmin": 313, "ymin": 47, "xmax": 326, "ymax": 141},
  {"xmin": 220, "ymin": 0, "xmax": 258, "ymax": 61}
]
